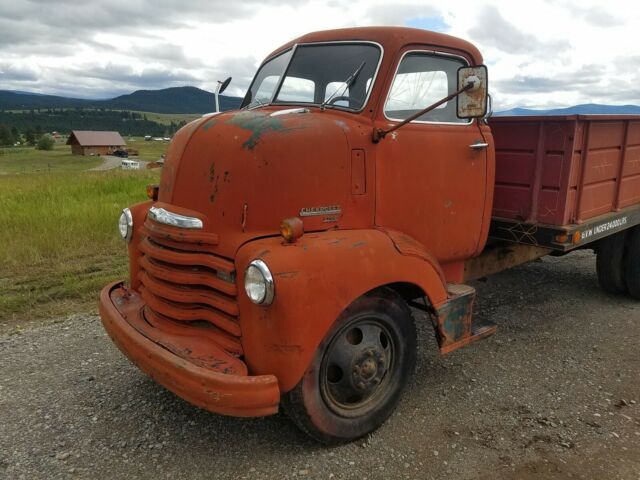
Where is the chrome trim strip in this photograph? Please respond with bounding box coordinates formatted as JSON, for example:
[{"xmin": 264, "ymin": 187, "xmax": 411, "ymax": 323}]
[
  {"xmin": 383, "ymin": 49, "xmax": 473, "ymax": 126},
  {"xmin": 270, "ymin": 107, "xmax": 310, "ymax": 117},
  {"xmin": 148, "ymin": 206, "xmax": 204, "ymax": 229}
]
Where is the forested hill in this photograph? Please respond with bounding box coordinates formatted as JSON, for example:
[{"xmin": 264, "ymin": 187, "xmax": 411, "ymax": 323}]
[{"xmin": 0, "ymin": 86, "xmax": 243, "ymax": 114}]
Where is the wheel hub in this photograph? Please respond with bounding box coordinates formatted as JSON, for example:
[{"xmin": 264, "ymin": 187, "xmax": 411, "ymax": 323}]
[
  {"xmin": 353, "ymin": 348, "xmax": 386, "ymax": 390},
  {"xmin": 321, "ymin": 321, "xmax": 394, "ymax": 413}
]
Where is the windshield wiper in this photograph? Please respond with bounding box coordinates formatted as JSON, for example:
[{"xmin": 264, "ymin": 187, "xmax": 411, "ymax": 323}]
[{"xmin": 320, "ymin": 61, "xmax": 366, "ymax": 111}]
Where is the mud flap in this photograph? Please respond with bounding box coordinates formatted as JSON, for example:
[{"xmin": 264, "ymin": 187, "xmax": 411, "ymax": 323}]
[{"xmin": 432, "ymin": 284, "xmax": 496, "ymax": 354}]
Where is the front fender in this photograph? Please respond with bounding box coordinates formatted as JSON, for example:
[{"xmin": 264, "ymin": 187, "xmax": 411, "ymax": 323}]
[{"xmin": 235, "ymin": 229, "xmax": 448, "ymax": 392}]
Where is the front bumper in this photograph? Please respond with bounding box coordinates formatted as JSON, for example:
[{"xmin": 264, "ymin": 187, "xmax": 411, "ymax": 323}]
[{"xmin": 99, "ymin": 281, "xmax": 280, "ymax": 417}]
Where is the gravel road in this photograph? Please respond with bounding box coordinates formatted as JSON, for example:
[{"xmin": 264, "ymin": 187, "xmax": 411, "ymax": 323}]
[
  {"xmin": 1, "ymin": 250, "xmax": 639, "ymax": 480},
  {"xmin": 88, "ymin": 156, "xmax": 149, "ymax": 171}
]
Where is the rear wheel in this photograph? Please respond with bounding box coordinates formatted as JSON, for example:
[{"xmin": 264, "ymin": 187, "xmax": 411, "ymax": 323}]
[
  {"xmin": 282, "ymin": 289, "xmax": 416, "ymax": 444},
  {"xmin": 625, "ymin": 227, "xmax": 640, "ymax": 299},
  {"xmin": 596, "ymin": 231, "xmax": 628, "ymax": 294}
]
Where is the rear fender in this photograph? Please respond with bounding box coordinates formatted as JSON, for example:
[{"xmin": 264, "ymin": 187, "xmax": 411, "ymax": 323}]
[{"xmin": 235, "ymin": 229, "xmax": 448, "ymax": 392}]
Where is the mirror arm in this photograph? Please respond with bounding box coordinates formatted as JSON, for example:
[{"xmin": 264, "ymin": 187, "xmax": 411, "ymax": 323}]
[{"xmin": 372, "ymin": 82, "xmax": 473, "ymax": 143}]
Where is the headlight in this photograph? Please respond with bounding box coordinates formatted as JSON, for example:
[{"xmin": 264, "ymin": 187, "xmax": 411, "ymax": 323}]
[
  {"xmin": 244, "ymin": 259, "xmax": 274, "ymax": 305},
  {"xmin": 118, "ymin": 208, "xmax": 133, "ymax": 242}
]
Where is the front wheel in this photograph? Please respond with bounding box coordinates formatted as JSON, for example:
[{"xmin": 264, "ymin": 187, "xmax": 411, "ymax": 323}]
[{"xmin": 282, "ymin": 289, "xmax": 416, "ymax": 444}]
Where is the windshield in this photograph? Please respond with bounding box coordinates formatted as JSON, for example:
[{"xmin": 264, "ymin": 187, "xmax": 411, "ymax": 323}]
[{"xmin": 241, "ymin": 43, "xmax": 381, "ymax": 111}]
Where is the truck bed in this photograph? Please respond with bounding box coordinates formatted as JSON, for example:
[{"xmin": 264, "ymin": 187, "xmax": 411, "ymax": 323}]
[
  {"xmin": 486, "ymin": 115, "xmax": 640, "ymax": 250},
  {"xmin": 489, "ymin": 115, "xmax": 640, "ymax": 225}
]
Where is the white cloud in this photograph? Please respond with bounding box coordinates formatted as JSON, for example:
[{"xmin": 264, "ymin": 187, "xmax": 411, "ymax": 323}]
[{"xmin": 1, "ymin": 0, "xmax": 639, "ymax": 109}]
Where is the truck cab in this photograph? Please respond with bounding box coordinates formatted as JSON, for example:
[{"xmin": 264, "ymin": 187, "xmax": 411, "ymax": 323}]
[{"xmin": 99, "ymin": 26, "xmax": 640, "ymax": 443}]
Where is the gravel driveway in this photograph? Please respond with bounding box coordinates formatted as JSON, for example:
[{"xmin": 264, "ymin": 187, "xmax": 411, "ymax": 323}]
[
  {"xmin": 88, "ymin": 156, "xmax": 149, "ymax": 171},
  {"xmin": 1, "ymin": 251, "xmax": 639, "ymax": 479}
]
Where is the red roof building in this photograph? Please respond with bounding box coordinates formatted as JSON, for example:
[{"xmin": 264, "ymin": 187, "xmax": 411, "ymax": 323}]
[{"xmin": 66, "ymin": 130, "xmax": 126, "ymax": 156}]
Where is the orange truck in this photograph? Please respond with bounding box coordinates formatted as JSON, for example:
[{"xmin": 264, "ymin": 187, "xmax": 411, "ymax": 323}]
[{"xmin": 100, "ymin": 27, "xmax": 640, "ymax": 443}]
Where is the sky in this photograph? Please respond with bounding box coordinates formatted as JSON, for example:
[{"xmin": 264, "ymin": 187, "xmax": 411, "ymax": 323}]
[{"xmin": 0, "ymin": 0, "xmax": 639, "ymax": 110}]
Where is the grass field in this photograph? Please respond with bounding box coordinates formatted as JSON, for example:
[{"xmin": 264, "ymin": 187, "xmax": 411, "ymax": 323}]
[
  {"xmin": 0, "ymin": 143, "xmax": 102, "ymax": 174},
  {"xmin": 0, "ymin": 141, "xmax": 165, "ymax": 328},
  {"xmin": 122, "ymin": 136, "xmax": 171, "ymax": 161},
  {"xmin": 6, "ymin": 108, "xmax": 200, "ymax": 126}
]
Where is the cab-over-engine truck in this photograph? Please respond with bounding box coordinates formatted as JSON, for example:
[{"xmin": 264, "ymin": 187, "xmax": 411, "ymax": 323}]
[{"xmin": 100, "ymin": 27, "xmax": 640, "ymax": 443}]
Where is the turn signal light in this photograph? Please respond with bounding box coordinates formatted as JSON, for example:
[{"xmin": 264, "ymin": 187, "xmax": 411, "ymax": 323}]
[
  {"xmin": 146, "ymin": 184, "xmax": 159, "ymax": 201},
  {"xmin": 280, "ymin": 217, "xmax": 304, "ymax": 243}
]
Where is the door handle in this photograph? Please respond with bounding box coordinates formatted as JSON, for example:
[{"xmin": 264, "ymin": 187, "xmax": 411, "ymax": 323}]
[{"xmin": 469, "ymin": 141, "xmax": 489, "ymax": 150}]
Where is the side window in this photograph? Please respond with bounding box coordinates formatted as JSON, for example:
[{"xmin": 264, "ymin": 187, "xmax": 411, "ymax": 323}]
[
  {"xmin": 278, "ymin": 77, "xmax": 315, "ymax": 102},
  {"xmin": 384, "ymin": 52, "xmax": 468, "ymax": 124}
]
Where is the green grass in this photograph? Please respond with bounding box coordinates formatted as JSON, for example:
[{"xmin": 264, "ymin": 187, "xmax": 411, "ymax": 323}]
[
  {"xmin": 6, "ymin": 108, "xmax": 200, "ymax": 126},
  {"xmin": 0, "ymin": 143, "xmax": 102, "ymax": 174},
  {"xmin": 136, "ymin": 111, "xmax": 200, "ymax": 126},
  {"xmin": 122, "ymin": 136, "xmax": 170, "ymax": 161},
  {"xmin": 0, "ymin": 152, "xmax": 160, "ymax": 327}
]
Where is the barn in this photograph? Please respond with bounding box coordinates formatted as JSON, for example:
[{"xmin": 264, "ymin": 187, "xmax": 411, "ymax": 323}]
[{"xmin": 66, "ymin": 130, "xmax": 126, "ymax": 156}]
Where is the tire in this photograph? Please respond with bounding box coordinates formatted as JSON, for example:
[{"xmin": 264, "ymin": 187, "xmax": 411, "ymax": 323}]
[
  {"xmin": 282, "ymin": 288, "xmax": 417, "ymax": 444},
  {"xmin": 625, "ymin": 227, "xmax": 640, "ymax": 299},
  {"xmin": 596, "ymin": 231, "xmax": 627, "ymax": 294}
]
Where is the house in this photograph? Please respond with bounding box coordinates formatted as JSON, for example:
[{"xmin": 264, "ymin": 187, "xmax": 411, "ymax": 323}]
[{"xmin": 66, "ymin": 130, "xmax": 126, "ymax": 156}]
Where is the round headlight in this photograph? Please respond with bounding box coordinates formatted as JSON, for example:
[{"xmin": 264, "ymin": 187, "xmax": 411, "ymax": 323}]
[
  {"xmin": 118, "ymin": 208, "xmax": 133, "ymax": 242},
  {"xmin": 244, "ymin": 259, "xmax": 274, "ymax": 305}
]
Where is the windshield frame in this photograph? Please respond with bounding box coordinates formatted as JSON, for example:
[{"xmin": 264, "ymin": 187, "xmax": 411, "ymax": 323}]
[{"xmin": 242, "ymin": 40, "xmax": 384, "ymax": 113}]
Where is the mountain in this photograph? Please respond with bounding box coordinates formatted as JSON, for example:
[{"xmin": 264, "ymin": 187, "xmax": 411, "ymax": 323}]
[
  {"xmin": 495, "ymin": 104, "xmax": 640, "ymax": 116},
  {"xmin": 0, "ymin": 86, "xmax": 243, "ymax": 114}
]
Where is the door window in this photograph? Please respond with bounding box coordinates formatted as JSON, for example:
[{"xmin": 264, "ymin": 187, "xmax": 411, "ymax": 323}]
[{"xmin": 384, "ymin": 52, "xmax": 469, "ymax": 124}]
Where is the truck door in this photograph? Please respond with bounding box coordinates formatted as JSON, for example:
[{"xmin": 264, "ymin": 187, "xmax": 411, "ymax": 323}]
[{"xmin": 375, "ymin": 50, "xmax": 488, "ymax": 263}]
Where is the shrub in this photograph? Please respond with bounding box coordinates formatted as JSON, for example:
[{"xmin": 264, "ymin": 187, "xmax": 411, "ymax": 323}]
[{"xmin": 36, "ymin": 135, "xmax": 55, "ymax": 151}]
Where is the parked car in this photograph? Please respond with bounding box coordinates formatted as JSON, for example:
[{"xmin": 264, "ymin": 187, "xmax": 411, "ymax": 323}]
[
  {"xmin": 112, "ymin": 149, "xmax": 129, "ymax": 158},
  {"xmin": 120, "ymin": 159, "xmax": 140, "ymax": 170}
]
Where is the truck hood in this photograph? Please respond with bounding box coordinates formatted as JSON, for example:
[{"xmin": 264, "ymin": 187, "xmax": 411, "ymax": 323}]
[{"xmin": 158, "ymin": 109, "xmax": 354, "ymax": 258}]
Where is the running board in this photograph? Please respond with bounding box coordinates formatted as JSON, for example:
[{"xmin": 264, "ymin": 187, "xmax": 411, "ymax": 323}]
[{"xmin": 432, "ymin": 284, "xmax": 497, "ymax": 355}]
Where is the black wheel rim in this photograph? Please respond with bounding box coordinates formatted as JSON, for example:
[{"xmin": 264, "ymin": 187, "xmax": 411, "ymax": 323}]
[{"xmin": 319, "ymin": 317, "xmax": 395, "ymax": 417}]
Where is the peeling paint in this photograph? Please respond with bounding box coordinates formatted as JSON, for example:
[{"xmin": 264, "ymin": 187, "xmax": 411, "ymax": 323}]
[
  {"xmin": 202, "ymin": 119, "xmax": 218, "ymax": 131},
  {"xmin": 224, "ymin": 111, "xmax": 300, "ymax": 150}
]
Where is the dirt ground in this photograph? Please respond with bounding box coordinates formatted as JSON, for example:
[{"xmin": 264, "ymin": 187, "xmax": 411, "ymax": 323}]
[{"xmin": 1, "ymin": 250, "xmax": 639, "ymax": 480}]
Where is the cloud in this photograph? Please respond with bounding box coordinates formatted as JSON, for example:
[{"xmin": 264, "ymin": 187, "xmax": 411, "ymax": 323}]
[
  {"xmin": 468, "ymin": 5, "xmax": 570, "ymax": 55},
  {"xmin": 0, "ymin": 0, "xmax": 638, "ymax": 109},
  {"xmin": 362, "ymin": 3, "xmax": 442, "ymax": 26},
  {"xmin": 494, "ymin": 64, "xmax": 607, "ymax": 94},
  {"xmin": 569, "ymin": 4, "xmax": 623, "ymax": 27},
  {"xmin": 0, "ymin": 63, "xmax": 39, "ymax": 82}
]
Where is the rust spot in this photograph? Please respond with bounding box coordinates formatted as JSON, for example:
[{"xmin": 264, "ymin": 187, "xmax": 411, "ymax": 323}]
[{"xmin": 351, "ymin": 241, "xmax": 366, "ymax": 248}]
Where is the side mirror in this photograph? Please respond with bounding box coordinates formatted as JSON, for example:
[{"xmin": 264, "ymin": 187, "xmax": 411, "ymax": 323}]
[
  {"xmin": 218, "ymin": 76, "xmax": 232, "ymax": 95},
  {"xmin": 457, "ymin": 65, "xmax": 488, "ymax": 118}
]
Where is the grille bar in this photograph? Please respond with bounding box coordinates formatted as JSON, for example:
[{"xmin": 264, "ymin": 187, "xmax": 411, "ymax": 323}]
[
  {"xmin": 139, "ymin": 255, "xmax": 237, "ymax": 296},
  {"xmin": 139, "ymin": 237, "xmax": 235, "ymax": 274},
  {"xmin": 140, "ymin": 286, "xmax": 241, "ymax": 337},
  {"xmin": 138, "ymin": 271, "xmax": 239, "ymax": 316}
]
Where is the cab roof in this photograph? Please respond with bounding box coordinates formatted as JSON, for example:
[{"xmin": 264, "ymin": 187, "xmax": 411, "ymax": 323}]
[{"xmin": 266, "ymin": 26, "xmax": 483, "ymax": 65}]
